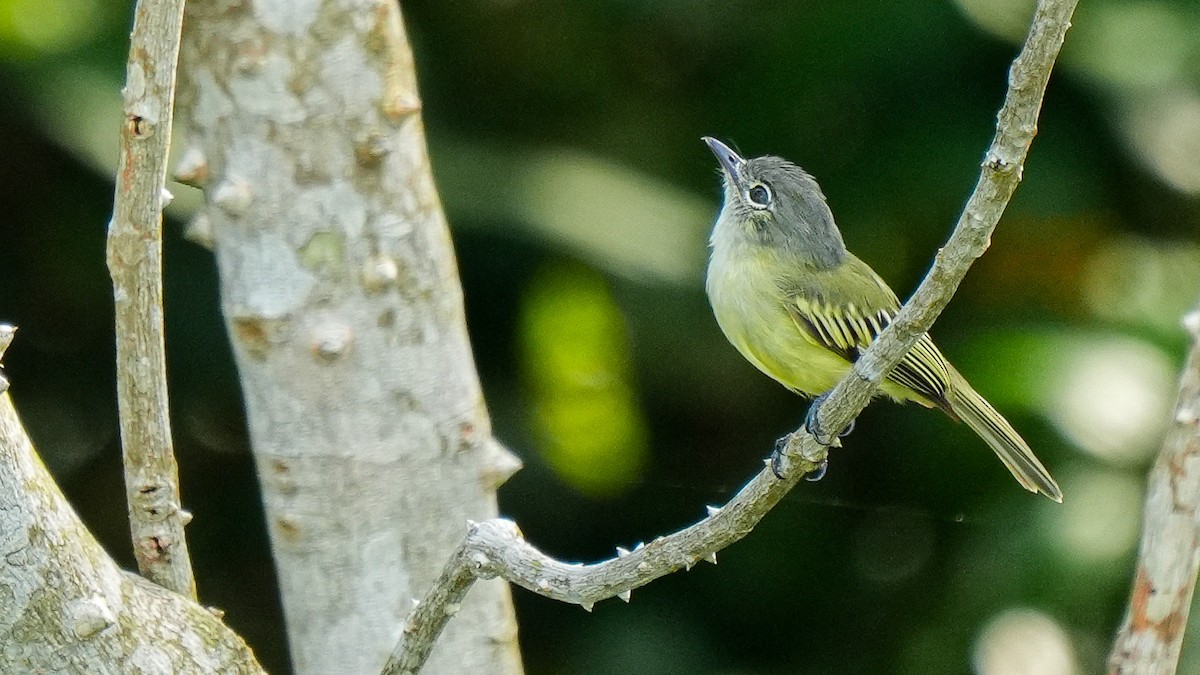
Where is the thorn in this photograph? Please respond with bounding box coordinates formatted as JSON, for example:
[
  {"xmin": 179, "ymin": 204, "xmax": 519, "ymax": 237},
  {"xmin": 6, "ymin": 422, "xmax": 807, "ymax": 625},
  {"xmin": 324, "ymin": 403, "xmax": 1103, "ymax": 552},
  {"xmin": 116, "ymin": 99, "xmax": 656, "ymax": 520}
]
[
  {"xmin": 1184, "ymin": 311, "xmax": 1200, "ymax": 337},
  {"xmin": 411, "ymin": 598, "xmax": 421, "ymax": 609},
  {"xmin": 211, "ymin": 178, "xmax": 252, "ymax": 216},
  {"xmin": 580, "ymin": 602, "xmax": 594, "ymax": 613},
  {"xmin": 683, "ymin": 557, "xmax": 695, "ymax": 572},
  {"xmin": 705, "ymin": 505, "xmax": 721, "ymax": 517},
  {"xmin": 633, "ymin": 541, "xmax": 645, "ymax": 551},
  {"xmin": 636, "ymin": 562, "xmax": 651, "ymax": 573},
  {"xmin": 361, "ymin": 253, "xmax": 400, "ymax": 294},
  {"xmin": 466, "ymin": 519, "xmax": 477, "ymax": 528},
  {"xmin": 616, "ymin": 546, "xmax": 630, "ymax": 557},
  {"xmin": 354, "ymin": 131, "xmax": 391, "ymax": 168},
  {"xmin": 537, "ymin": 578, "xmax": 550, "ymax": 591},
  {"xmin": 160, "ymin": 187, "xmax": 174, "ymax": 209},
  {"xmin": 0, "ymin": 324, "xmax": 16, "ymax": 360},
  {"xmin": 705, "ymin": 552, "xmax": 717, "ymax": 565},
  {"xmin": 172, "ymin": 146, "xmax": 210, "ymax": 187},
  {"xmin": 178, "ymin": 509, "xmax": 193, "ymax": 525},
  {"xmin": 444, "ymin": 603, "xmax": 460, "ymax": 617},
  {"xmin": 1178, "ymin": 406, "xmax": 1200, "ymax": 425},
  {"xmin": 183, "ymin": 212, "xmax": 214, "ymax": 250},
  {"xmin": 618, "ymin": 589, "xmax": 631, "ymax": 603},
  {"xmin": 205, "ymin": 606, "xmax": 225, "ymax": 619},
  {"xmin": 311, "ymin": 323, "xmax": 353, "ymax": 361},
  {"xmin": 478, "ymin": 439, "xmax": 523, "ymax": 490}
]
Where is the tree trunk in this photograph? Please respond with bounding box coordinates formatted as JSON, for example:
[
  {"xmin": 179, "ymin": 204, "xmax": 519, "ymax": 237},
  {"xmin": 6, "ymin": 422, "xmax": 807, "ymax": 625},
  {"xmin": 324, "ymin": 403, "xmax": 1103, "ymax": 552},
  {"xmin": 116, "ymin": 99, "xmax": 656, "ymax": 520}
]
[{"xmin": 175, "ymin": 2, "xmax": 523, "ymax": 673}]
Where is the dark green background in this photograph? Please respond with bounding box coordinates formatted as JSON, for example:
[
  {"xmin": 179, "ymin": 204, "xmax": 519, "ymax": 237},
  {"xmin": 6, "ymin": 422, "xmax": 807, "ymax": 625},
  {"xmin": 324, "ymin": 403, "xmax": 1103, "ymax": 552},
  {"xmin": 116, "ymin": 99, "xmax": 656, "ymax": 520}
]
[{"xmin": 2, "ymin": 1, "xmax": 1200, "ymax": 672}]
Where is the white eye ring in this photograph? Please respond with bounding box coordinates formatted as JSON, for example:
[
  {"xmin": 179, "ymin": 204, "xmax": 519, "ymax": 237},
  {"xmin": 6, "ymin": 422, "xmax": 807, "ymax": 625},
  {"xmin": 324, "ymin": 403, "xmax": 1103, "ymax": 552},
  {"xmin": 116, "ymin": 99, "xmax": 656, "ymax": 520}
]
[{"xmin": 746, "ymin": 183, "xmax": 772, "ymax": 209}]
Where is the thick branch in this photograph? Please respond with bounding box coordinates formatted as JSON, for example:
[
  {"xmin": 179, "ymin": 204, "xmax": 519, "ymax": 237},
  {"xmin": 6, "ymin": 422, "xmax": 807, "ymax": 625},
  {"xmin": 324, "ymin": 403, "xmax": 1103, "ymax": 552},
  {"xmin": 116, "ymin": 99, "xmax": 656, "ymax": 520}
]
[
  {"xmin": 105, "ymin": 0, "xmax": 195, "ymax": 597},
  {"xmin": 176, "ymin": 2, "xmax": 523, "ymax": 673},
  {"xmin": 1108, "ymin": 304, "xmax": 1200, "ymax": 675},
  {"xmin": 385, "ymin": 1, "xmax": 1078, "ymax": 672}
]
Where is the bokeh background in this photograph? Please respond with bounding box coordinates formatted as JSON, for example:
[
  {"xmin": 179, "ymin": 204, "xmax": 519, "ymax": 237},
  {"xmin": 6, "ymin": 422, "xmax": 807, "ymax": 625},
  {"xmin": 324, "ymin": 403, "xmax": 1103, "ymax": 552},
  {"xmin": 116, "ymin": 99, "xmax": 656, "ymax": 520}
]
[{"xmin": 3, "ymin": 0, "xmax": 1200, "ymax": 673}]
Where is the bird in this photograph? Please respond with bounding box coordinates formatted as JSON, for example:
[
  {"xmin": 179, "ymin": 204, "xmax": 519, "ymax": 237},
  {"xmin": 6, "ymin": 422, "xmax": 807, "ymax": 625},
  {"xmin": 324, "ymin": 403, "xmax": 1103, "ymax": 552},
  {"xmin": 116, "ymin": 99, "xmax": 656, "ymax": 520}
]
[{"xmin": 702, "ymin": 136, "xmax": 1061, "ymax": 502}]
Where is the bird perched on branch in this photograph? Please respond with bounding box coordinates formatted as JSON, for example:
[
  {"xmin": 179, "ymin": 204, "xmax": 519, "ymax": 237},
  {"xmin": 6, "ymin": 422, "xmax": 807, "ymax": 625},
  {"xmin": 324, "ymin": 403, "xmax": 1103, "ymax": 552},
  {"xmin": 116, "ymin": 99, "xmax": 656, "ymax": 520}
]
[{"xmin": 702, "ymin": 137, "xmax": 1061, "ymax": 502}]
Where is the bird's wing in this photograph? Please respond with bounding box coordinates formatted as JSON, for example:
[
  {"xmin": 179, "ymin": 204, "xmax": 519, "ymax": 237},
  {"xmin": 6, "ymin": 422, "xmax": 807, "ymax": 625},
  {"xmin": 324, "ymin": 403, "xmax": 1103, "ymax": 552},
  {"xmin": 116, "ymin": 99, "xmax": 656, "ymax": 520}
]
[{"xmin": 783, "ymin": 255, "xmax": 953, "ymax": 407}]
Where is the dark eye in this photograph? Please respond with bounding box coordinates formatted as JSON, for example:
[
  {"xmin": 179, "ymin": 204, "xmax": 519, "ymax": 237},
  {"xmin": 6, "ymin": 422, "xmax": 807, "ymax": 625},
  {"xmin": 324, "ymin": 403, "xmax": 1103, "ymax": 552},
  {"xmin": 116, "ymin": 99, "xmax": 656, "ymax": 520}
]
[{"xmin": 747, "ymin": 184, "xmax": 771, "ymax": 207}]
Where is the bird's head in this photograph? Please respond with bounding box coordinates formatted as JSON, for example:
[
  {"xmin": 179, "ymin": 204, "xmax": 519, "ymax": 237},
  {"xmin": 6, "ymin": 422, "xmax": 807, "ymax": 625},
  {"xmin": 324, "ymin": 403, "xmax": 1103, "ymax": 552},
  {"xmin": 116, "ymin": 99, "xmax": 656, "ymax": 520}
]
[{"xmin": 704, "ymin": 136, "xmax": 846, "ymax": 269}]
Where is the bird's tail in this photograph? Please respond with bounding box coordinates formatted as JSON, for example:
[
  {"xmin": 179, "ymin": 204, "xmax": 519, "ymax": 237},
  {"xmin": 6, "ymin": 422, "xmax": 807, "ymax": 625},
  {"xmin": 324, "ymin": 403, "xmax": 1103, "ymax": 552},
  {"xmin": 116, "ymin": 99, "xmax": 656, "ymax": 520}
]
[{"xmin": 946, "ymin": 375, "xmax": 1062, "ymax": 502}]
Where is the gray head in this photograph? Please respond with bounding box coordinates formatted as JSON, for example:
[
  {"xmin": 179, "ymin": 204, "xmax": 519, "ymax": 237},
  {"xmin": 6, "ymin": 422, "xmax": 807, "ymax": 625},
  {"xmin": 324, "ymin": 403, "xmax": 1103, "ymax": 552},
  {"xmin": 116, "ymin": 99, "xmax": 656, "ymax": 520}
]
[{"xmin": 704, "ymin": 137, "xmax": 846, "ymax": 270}]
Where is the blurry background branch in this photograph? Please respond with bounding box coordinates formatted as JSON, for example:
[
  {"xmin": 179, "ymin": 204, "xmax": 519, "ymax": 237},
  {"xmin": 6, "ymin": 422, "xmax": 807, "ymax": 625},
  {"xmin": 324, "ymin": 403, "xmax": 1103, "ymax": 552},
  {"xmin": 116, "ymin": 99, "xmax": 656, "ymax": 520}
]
[
  {"xmin": 1109, "ymin": 300, "xmax": 1200, "ymax": 674},
  {"xmin": 388, "ymin": 0, "xmax": 1077, "ymax": 670},
  {"xmin": 105, "ymin": 0, "xmax": 194, "ymax": 597},
  {"xmin": 174, "ymin": 1, "xmax": 522, "ymax": 673}
]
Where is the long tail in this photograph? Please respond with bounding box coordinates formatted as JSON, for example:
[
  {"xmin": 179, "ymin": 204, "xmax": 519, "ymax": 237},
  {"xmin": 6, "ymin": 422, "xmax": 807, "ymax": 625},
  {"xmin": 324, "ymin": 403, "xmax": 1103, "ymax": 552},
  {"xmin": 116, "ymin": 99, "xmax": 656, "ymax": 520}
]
[{"xmin": 945, "ymin": 374, "xmax": 1063, "ymax": 502}]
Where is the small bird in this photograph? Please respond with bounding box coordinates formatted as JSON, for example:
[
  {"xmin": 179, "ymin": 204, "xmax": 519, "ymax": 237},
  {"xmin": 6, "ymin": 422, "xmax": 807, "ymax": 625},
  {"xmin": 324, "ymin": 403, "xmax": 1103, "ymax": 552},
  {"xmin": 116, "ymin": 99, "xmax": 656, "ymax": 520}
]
[{"xmin": 702, "ymin": 137, "xmax": 1061, "ymax": 502}]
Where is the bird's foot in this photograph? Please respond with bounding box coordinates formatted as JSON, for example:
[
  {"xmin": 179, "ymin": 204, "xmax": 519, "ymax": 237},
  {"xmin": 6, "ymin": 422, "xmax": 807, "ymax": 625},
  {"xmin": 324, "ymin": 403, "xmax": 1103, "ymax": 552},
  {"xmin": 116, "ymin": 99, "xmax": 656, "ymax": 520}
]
[
  {"xmin": 770, "ymin": 434, "xmax": 830, "ymax": 482},
  {"xmin": 770, "ymin": 435, "xmax": 791, "ymax": 479},
  {"xmin": 805, "ymin": 458, "xmax": 828, "ymax": 482},
  {"xmin": 804, "ymin": 391, "xmax": 855, "ymax": 445}
]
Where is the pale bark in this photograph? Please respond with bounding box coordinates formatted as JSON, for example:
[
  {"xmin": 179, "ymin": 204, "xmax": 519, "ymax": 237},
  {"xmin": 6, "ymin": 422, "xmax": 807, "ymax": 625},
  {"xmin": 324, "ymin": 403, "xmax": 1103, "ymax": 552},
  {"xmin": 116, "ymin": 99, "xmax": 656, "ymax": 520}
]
[
  {"xmin": 0, "ymin": 325, "xmax": 12, "ymax": 393},
  {"xmin": 1109, "ymin": 304, "xmax": 1200, "ymax": 675},
  {"xmin": 106, "ymin": 0, "xmax": 196, "ymax": 597},
  {"xmin": 0, "ymin": 383, "xmax": 261, "ymax": 672},
  {"xmin": 387, "ymin": 0, "xmax": 1079, "ymax": 670},
  {"xmin": 175, "ymin": 2, "xmax": 522, "ymax": 674}
]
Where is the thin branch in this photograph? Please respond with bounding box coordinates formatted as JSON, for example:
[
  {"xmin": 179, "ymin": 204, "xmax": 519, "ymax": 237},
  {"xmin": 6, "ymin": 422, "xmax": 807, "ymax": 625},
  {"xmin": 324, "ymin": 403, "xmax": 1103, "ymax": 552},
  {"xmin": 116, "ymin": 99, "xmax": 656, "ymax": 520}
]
[
  {"xmin": 106, "ymin": 0, "xmax": 195, "ymax": 598},
  {"xmin": 1108, "ymin": 304, "xmax": 1200, "ymax": 675},
  {"xmin": 385, "ymin": 0, "xmax": 1078, "ymax": 672}
]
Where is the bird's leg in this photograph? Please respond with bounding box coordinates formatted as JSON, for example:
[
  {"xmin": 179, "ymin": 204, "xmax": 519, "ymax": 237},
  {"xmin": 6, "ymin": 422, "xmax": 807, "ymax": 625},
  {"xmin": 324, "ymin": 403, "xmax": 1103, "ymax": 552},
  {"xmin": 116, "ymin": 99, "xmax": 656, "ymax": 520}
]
[
  {"xmin": 770, "ymin": 391, "xmax": 855, "ymax": 480},
  {"xmin": 804, "ymin": 391, "xmax": 855, "ymax": 445}
]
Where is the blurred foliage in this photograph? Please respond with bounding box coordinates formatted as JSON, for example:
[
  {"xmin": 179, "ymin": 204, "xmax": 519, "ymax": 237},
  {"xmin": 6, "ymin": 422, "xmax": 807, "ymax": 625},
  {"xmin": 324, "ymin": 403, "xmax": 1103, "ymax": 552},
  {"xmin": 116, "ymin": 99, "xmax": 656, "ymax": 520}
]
[
  {"xmin": 520, "ymin": 262, "xmax": 649, "ymax": 496},
  {"xmin": 2, "ymin": 0, "xmax": 1200, "ymax": 673}
]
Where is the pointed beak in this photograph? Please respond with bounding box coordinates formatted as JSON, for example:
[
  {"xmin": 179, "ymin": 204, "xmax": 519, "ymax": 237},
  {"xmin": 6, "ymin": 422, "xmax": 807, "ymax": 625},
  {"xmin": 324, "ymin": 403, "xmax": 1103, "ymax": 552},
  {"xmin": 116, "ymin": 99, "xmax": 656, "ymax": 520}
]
[{"xmin": 703, "ymin": 136, "xmax": 745, "ymax": 182}]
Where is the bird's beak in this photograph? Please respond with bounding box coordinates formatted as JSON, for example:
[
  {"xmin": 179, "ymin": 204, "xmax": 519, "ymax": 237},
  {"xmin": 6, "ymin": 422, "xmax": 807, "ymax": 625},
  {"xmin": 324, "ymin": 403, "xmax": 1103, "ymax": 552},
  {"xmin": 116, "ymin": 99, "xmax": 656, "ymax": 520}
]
[{"xmin": 703, "ymin": 137, "xmax": 745, "ymax": 182}]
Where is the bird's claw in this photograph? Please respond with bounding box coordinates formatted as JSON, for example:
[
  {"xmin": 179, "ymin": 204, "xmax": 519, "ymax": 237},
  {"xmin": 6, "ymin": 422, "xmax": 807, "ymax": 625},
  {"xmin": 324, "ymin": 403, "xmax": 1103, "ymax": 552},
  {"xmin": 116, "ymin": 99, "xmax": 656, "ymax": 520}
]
[
  {"xmin": 805, "ymin": 391, "xmax": 855, "ymax": 445},
  {"xmin": 804, "ymin": 459, "xmax": 828, "ymax": 482},
  {"xmin": 770, "ymin": 435, "xmax": 791, "ymax": 479}
]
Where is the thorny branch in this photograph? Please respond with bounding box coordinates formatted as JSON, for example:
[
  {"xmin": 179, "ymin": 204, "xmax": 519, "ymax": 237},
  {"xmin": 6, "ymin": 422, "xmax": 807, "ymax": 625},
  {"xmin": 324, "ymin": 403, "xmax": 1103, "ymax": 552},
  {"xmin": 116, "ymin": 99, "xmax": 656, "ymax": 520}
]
[
  {"xmin": 105, "ymin": 0, "xmax": 195, "ymax": 597},
  {"xmin": 384, "ymin": 0, "xmax": 1078, "ymax": 672}
]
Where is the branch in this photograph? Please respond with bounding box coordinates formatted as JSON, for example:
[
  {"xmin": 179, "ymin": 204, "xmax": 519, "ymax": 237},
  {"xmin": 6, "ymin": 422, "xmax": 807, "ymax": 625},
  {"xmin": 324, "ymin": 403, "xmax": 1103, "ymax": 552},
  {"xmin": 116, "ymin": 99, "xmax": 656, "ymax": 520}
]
[
  {"xmin": 385, "ymin": 0, "xmax": 1078, "ymax": 671},
  {"xmin": 105, "ymin": 0, "xmax": 195, "ymax": 597},
  {"xmin": 1108, "ymin": 304, "xmax": 1200, "ymax": 674},
  {"xmin": 0, "ymin": 324, "xmax": 13, "ymax": 393}
]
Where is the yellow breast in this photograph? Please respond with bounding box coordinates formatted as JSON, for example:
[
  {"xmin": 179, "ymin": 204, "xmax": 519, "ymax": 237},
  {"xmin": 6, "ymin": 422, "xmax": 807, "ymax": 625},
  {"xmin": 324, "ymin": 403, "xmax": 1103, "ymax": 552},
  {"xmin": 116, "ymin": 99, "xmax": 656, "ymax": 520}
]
[{"xmin": 706, "ymin": 245, "xmax": 852, "ymax": 397}]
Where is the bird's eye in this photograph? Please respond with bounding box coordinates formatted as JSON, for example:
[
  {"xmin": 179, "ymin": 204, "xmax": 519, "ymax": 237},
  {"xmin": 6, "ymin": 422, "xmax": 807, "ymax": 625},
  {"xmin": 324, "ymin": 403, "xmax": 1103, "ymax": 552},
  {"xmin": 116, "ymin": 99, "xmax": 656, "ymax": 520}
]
[{"xmin": 747, "ymin": 184, "xmax": 772, "ymax": 208}]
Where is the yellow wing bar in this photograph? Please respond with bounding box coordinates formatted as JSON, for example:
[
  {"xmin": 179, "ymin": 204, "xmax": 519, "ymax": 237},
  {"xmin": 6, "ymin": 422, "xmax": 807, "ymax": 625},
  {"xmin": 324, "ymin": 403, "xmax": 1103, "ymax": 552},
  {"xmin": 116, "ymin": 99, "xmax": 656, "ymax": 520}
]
[{"xmin": 788, "ymin": 296, "xmax": 952, "ymax": 406}]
